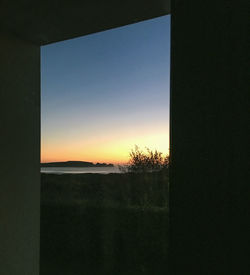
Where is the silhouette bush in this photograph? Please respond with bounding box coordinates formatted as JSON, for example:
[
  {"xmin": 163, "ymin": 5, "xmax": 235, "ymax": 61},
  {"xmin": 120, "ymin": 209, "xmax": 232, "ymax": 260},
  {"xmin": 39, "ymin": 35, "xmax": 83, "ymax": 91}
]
[{"xmin": 120, "ymin": 146, "xmax": 169, "ymax": 173}]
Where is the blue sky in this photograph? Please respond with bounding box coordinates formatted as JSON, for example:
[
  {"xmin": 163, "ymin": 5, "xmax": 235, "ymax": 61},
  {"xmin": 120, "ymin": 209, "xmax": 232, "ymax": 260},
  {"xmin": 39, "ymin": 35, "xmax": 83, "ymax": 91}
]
[{"xmin": 41, "ymin": 15, "xmax": 170, "ymax": 163}]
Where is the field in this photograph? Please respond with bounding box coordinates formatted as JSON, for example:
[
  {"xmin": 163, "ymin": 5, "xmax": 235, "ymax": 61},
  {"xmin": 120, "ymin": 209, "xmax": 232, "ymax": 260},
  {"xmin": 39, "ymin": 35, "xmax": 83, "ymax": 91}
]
[{"xmin": 40, "ymin": 171, "xmax": 169, "ymax": 275}]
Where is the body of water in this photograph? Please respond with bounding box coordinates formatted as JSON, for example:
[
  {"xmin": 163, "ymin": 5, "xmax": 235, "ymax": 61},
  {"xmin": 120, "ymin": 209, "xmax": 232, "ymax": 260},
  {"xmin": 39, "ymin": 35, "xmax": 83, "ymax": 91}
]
[{"xmin": 41, "ymin": 166, "xmax": 121, "ymax": 174}]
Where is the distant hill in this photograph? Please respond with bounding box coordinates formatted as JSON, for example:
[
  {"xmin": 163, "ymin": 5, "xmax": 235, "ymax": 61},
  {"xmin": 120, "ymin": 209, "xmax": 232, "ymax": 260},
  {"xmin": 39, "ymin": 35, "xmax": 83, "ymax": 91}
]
[{"xmin": 41, "ymin": 161, "xmax": 114, "ymax": 167}]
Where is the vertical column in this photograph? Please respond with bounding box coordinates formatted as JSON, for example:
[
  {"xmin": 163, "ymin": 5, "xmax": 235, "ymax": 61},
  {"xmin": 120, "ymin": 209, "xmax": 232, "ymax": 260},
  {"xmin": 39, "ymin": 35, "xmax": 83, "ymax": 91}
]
[
  {"xmin": 170, "ymin": 1, "xmax": 248, "ymax": 274},
  {"xmin": 0, "ymin": 32, "xmax": 40, "ymax": 275}
]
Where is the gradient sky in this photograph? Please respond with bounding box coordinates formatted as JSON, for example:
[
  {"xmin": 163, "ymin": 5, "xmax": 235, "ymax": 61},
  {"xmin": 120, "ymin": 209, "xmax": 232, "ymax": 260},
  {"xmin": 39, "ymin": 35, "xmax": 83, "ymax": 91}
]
[{"xmin": 41, "ymin": 15, "xmax": 170, "ymax": 164}]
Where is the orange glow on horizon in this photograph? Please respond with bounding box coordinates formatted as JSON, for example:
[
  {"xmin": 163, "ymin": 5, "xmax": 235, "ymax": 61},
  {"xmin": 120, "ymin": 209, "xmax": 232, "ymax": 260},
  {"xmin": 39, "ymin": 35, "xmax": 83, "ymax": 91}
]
[{"xmin": 41, "ymin": 131, "xmax": 169, "ymax": 165}]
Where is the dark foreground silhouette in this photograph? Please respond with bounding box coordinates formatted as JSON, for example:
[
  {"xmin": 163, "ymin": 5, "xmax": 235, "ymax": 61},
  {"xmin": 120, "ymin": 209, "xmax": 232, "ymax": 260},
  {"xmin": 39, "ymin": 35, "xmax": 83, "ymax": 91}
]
[{"xmin": 40, "ymin": 171, "xmax": 169, "ymax": 275}]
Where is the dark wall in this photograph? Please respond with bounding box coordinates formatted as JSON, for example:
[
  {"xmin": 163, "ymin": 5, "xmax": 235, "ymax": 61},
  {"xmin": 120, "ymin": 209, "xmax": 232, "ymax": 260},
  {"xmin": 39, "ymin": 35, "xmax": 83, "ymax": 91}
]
[
  {"xmin": 0, "ymin": 33, "xmax": 40, "ymax": 275},
  {"xmin": 170, "ymin": 1, "xmax": 248, "ymax": 274}
]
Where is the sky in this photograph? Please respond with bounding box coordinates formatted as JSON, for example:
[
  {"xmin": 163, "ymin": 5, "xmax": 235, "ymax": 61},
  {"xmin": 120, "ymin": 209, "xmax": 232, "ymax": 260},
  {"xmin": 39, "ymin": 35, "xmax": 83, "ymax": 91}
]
[{"xmin": 41, "ymin": 15, "xmax": 170, "ymax": 164}]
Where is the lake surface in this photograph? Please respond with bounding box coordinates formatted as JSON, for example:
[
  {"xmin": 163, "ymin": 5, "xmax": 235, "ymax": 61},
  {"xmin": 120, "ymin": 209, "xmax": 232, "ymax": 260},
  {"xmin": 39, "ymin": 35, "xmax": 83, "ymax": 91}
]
[{"xmin": 41, "ymin": 166, "xmax": 121, "ymax": 174}]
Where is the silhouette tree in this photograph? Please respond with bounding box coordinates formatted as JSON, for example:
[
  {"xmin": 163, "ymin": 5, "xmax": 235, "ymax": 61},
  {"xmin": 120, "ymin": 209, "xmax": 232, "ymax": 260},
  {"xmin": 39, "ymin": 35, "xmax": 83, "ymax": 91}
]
[{"xmin": 120, "ymin": 145, "xmax": 169, "ymax": 173}]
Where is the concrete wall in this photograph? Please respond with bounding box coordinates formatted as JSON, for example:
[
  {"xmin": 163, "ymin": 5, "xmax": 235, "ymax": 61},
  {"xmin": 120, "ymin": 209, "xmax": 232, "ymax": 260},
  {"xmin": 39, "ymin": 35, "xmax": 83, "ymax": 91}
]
[
  {"xmin": 170, "ymin": 1, "xmax": 248, "ymax": 274},
  {"xmin": 0, "ymin": 32, "xmax": 40, "ymax": 275}
]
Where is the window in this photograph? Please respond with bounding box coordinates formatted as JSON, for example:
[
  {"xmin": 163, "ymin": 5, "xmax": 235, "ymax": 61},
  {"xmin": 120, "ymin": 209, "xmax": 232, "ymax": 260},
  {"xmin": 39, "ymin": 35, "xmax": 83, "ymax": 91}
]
[{"xmin": 40, "ymin": 15, "xmax": 170, "ymax": 275}]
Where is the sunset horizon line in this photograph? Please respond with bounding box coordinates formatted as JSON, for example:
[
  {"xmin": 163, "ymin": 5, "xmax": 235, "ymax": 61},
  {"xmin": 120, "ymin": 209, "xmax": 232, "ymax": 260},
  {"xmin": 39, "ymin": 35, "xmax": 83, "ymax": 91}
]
[{"xmin": 40, "ymin": 159, "xmax": 128, "ymax": 165}]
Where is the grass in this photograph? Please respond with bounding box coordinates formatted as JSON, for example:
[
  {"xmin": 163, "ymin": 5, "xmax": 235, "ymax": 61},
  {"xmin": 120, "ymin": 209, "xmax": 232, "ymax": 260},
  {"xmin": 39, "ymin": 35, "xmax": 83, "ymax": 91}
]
[{"xmin": 40, "ymin": 171, "xmax": 169, "ymax": 275}]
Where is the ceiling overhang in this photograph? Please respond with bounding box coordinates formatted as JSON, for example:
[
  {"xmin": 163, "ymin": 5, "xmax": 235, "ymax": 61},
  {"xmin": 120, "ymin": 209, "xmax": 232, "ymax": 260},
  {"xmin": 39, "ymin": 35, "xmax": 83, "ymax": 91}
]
[{"xmin": 0, "ymin": 0, "xmax": 170, "ymax": 45}]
